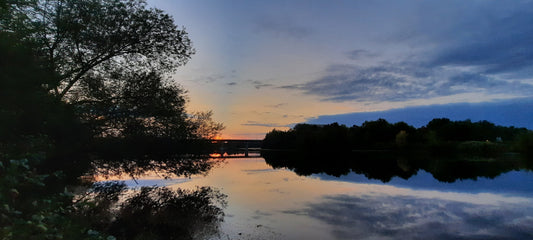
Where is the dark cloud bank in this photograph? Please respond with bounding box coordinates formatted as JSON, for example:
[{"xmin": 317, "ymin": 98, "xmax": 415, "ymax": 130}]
[
  {"xmin": 300, "ymin": 1, "xmax": 533, "ymax": 129},
  {"xmin": 294, "ymin": 1, "xmax": 533, "ymax": 103}
]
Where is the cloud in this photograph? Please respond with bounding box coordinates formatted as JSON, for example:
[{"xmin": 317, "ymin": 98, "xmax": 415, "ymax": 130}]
[
  {"xmin": 204, "ymin": 73, "xmax": 225, "ymax": 83},
  {"xmin": 426, "ymin": 9, "xmax": 533, "ymax": 75},
  {"xmin": 241, "ymin": 121, "xmax": 290, "ymax": 128},
  {"xmin": 187, "ymin": 73, "xmax": 227, "ymax": 85},
  {"xmin": 266, "ymin": 103, "xmax": 287, "ymax": 108},
  {"xmin": 251, "ymin": 210, "xmax": 274, "ymax": 220},
  {"xmin": 284, "ymin": 2, "xmax": 533, "ymax": 103},
  {"xmin": 277, "ymin": 84, "xmax": 302, "ymax": 90},
  {"xmin": 346, "ymin": 49, "xmax": 378, "ymax": 60},
  {"xmin": 227, "ymin": 82, "xmax": 237, "ymax": 86},
  {"xmin": 254, "ymin": 17, "xmax": 312, "ymax": 39},
  {"xmin": 286, "ymin": 194, "xmax": 533, "ymax": 240},
  {"xmin": 299, "ymin": 63, "xmax": 432, "ymax": 102},
  {"xmin": 242, "ymin": 169, "xmax": 278, "ymax": 175},
  {"xmin": 250, "ymin": 80, "xmax": 273, "ymax": 90},
  {"xmin": 299, "ymin": 61, "xmax": 533, "ymax": 102}
]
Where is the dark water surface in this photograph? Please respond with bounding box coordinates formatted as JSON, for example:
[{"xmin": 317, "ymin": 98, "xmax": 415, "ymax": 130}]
[{"xmin": 102, "ymin": 156, "xmax": 533, "ymax": 239}]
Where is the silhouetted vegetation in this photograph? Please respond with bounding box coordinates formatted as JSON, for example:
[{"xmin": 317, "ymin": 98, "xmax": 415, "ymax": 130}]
[
  {"xmin": 1, "ymin": 1, "xmax": 225, "ymax": 239},
  {"xmin": 262, "ymin": 119, "xmax": 533, "ymax": 182},
  {"xmin": 263, "ymin": 119, "xmax": 530, "ymax": 156}
]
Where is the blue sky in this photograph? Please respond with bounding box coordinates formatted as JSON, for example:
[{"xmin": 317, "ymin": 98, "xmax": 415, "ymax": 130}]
[{"xmin": 148, "ymin": 0, "xmax": 533, "ymax": 138}]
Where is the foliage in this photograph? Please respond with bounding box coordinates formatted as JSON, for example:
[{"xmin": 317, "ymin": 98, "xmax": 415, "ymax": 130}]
[
  {"xmin": 1, "ymin": 0, "xmax": 222, "ymax": 140},
  {"xmin": 1, "ymin": 0, "xmax": 224, "ymax": 172},
  {"xmin": 515, "ymin": 131, "xmax": 533, "ymax": 157},
  {"xmin": 425, "ymin": 118, "xmax": 525, "ymax": 142},
  {"xmin": 0, "ymin": 158, "xmax": 226, "ymax": 240},
  {"xmin": 1, "ymin": 0, "xmax": 226, "ymax": 239},
  {"xmin": 4, "ymin": 0, "xmax": 194, "ymax": 100},
  {"xmin": 0, "ymin": 157, "xmax": 114, "ymax": 240},
  {"xmin": 0, "ymin": 32, "xmax": 91, "ymax": 181},
  {"xmin": 263, "ymin": 118, "xmax": 529, "ymax": 155},
  {"xmin": 76, "ymin": 71, "xmax": 192, "ymax": 139},
  {"xmin": 188, "ymin": 111, "xmax": 225, "ymax": 139}
]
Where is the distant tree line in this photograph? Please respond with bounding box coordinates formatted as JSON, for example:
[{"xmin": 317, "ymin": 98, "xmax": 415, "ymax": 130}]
[
  {"xmin": 263, "ymin": 118, "xmax": 533, "ymax": 155},
  {"xmin": 262, "ymin": 119, "xmax": 533, "ymax": 182}
]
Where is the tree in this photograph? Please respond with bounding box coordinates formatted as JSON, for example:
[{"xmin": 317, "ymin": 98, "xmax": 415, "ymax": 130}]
[
  {"xmin": 2, "ymin": 0, "xmax": 222, "ymax": 139},
  {"xmin": 1, "ymin": 2, "xmax": 227, "ymax": 239},
  {"xmin": 188, "ymin": 111, "xmax": 225, "ymax": 139},
  {"xmin": 16, "ymin": 0, "xmax": 194, "ymax": 99},
  {"xmin": 77, "ymin": 71, "xmax": 193, "ymax": 138}
]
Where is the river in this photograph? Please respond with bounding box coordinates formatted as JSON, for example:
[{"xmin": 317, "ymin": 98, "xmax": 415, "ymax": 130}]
[{"xmin": 100, "ymin": 154, "xmax": 533, "ymax": 239}]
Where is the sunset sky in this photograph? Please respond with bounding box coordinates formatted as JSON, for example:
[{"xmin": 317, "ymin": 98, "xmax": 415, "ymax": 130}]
[{"xmin": 148, "ymin": 0, "xmax": 533, "ymax": 139}]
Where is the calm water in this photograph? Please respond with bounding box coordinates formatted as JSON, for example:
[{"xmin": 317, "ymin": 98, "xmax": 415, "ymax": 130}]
[{"xmin": 104, "ymin": 156, "xmax": 533, "ymax": 240}]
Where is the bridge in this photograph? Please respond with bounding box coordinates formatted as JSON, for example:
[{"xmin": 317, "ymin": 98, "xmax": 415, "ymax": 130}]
[{"xmin": 210, "ymin": 139, "xmax": 263, "ymax": 157}]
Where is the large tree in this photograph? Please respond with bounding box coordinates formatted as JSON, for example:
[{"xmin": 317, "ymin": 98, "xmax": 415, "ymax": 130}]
[
  {"xmin": 29, "ymin": 0, "xmax": 194, "ymax": 98},
  {"xmin": 1, "ymin": 2, "xmax": 227, "ymax": 239},
  {"xmin": 1, "ymin": 0, "xmax": 222, "ymax": 139}
]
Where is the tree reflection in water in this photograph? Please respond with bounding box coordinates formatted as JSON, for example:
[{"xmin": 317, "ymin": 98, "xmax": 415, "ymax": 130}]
[
  {"xmin": 81, "ymin": 139, "xmax": 227, "ymax": 240},
  {"xmin": 90, "ymin": 138, "xmax": 222, "ymax": 179},
  {"xmin": 262, "ymin": 150, "xmax": 530, "ymax": 183},
  {"xmin": 75, "ymin": 181, "xmax": 226, "ymax": 240}
]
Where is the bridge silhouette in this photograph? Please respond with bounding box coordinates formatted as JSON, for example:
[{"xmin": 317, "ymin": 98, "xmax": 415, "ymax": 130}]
[{"xmin": 210, "ymin": 139, "xmax": 263, "ymax": 157}]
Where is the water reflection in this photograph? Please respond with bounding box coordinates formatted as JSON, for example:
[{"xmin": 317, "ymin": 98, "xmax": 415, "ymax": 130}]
[
  {"xmin": 90, "ymin": 138, "xmax": 220, "ymax": 179},
  {"xmin": 81, "ymin": 182, "xmax": 226, "ymax": 240},
  {"xmin": 87, "ymin": 140, "xmax": 227, "ymax": 239},
  {"xmin": 314, "ymin": 170, "xmax": 533, "ymax": 197},
  {"xmin": 301, "ymin": 194, "xmax": 533, "ymax": 240},
  {"xmin": 98, "ymin": 156, "xmax": 533, "ymax": 239},
  {"xmin": 262, "ymin": 150, "xmax": 530, "ymax": 183}
]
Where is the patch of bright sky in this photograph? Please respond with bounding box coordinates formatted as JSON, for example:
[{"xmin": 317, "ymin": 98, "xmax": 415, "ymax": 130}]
[{"xmin": 148, "ymin": 0, "xmax": 533, "ymax": 139}]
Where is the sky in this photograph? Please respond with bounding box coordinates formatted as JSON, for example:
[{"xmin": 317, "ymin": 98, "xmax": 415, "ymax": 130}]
[{"xmin": 148, "ymin": 0, "xmax": 533, "ymax": 139}]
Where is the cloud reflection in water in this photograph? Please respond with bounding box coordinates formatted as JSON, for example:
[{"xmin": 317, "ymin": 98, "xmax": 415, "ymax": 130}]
[{"xmin": 291, "ymin": 194, "xmax": 533, "ymax": 239}]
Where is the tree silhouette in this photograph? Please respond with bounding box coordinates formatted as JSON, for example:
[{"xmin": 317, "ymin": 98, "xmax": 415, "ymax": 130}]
[
  {"xmin": 263, "ymin": 118, "xmax": 530, "ymax": 154},
  {"xmin": 1, "ymin": 1, "xmax": 226, "ymax": 239},
  {"xmin": 1, "ymin": 0, "xmax": 221, "ymax": 140}
]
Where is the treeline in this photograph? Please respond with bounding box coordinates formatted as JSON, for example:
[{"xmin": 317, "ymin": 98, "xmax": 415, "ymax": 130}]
[{"xmin": 263, "ymin": 118, "xmax": 533, "ymax": 155}]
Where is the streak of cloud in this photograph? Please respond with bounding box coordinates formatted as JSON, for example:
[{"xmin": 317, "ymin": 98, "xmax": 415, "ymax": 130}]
[
  {"xmin": 241, "ymin": 121, "xmax": 290, "ymax": 128},
  {"xmin": 266, "ymin": 103, "xmax": 287, "ymax": 108},
  {"xmin": 254, "ymin": 16, "xmax": 313, "ymax": 39},
  {"xmin": 247, "ymin": 80, "xmax": 274, "ymax": 90},
  {"xmin": 346, "ymin": 49, "xmax": 378, "ymax": 60}
]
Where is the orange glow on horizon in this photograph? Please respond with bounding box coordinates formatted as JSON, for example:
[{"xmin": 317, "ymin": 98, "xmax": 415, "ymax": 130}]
[
  {"xmin": 211, "ymin": 134, "xmax": 264, "ymax": 140},
  {"xmin": 215, "ymin": 133, "xmax": 265, "ymax": 140}
]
